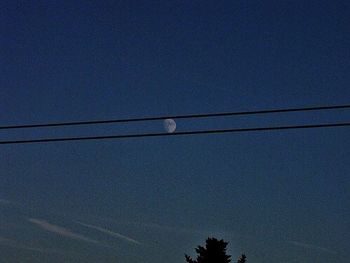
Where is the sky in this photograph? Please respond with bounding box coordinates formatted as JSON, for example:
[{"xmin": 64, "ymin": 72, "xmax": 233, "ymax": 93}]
[{"xmin": 0, "ymin": 0, "xmax": 350, "ymax": 262}]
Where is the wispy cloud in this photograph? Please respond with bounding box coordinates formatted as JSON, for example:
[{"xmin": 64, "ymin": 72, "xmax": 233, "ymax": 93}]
[
  {"xmin": 0, "ymin": 237, "xmax": 67, "ymax": 254},
  {"xmin": 288, "ymin": 240, "xmax": 337, "ymax": 254},
  {"xmin": 76, "ymin": 221, "xmax": 141, "ymax": 245},
  {"xmin": 0, "ymin": 237, "xmax": 44, "ymax": 253},
  {"xmin": 94, "ymin": 217, "xmax": 206, "ymax": 235},
  {"xmin": 132, "ymin": 222, "xmax": 205, "ymax": 235},
  {"xmin": 28, "ymin": 218, "xmax": 106, "ymax": 247},
  {"xmin": 0, "ymin": 199, "xmax": 12, "ymax": 205}
]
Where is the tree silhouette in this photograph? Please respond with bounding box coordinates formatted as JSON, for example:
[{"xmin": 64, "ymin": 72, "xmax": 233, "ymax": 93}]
[
  {"xmin": 237, "ymin": 254, "xmax": 246, "ymax": 263},
  {"xmin": 185, "ymin": 237, "xmax": 231, "ymax": 263}
]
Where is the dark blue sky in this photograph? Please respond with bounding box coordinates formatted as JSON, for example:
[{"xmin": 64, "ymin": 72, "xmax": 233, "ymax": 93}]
[{"xmin": 1, "ymin": 1, "xmax": 349, "ymax": 262}]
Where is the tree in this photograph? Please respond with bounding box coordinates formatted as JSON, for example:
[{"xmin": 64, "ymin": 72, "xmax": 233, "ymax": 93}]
[
  {"xmin": 185, "ymin": 237, "xmax": 231, "ymax": 263},
  {"xmin": 237, "ymin": 254, "xmax": 246, "ymax": 263}
]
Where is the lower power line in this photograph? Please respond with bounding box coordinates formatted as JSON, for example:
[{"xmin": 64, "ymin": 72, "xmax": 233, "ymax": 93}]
[{"xmin": 0, "ymin": 122, "xmax": 349, "ymax": 145}]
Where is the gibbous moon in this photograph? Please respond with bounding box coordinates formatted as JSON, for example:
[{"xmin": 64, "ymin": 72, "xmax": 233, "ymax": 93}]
[{"xmin": 163, "ymin": 119, "xmax": 176, "ymax": 133}]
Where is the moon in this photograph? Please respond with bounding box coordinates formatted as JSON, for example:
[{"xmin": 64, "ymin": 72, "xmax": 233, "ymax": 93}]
[{"xmin": 163, "ymin": 119, "xmax": 176, "ymax": 133}]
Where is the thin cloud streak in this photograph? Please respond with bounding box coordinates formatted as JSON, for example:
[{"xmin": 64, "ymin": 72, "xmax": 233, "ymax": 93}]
[
  {"xmin": 0, "ymin": 199, "xmax": 12, "ymax": 205},
  {"xmin": 0, "ymin": 237, "xmax": 67, "ymax": 254},
  {"xmin": 0, "ymin": 237, "xmax": 43, "ymax": 253},
  {"xmin": 94, "ymin": 217, "xmax": 206, "ymax": 235},
  {"xmin": 288, "ymin": 240, "xmax": 337, "ymax": 254},
  {"xmin": 76, "ymin": 221, "xmax": 141, "ymax": 245},
  {"xmin": 132, "ymin": 222, "xmax": 205, "ymax": 235},
  {"xmin": 28, "ymin": 218, "xmax": 106, "ymax": 247}
]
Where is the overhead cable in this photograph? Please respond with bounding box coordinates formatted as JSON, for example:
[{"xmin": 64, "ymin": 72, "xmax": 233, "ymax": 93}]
[
  {"xmin": 0, "ymin": 104, "xmax": 349, "ymax": 130},
  {"xmin": 1, "ymin": 122, "xmax": 349, "ymax": 145}
]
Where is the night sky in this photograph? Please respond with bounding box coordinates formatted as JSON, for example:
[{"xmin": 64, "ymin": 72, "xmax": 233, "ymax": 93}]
[{"xmin": 1, "ymin": 1, "xmax": 350, "ymax": 262}]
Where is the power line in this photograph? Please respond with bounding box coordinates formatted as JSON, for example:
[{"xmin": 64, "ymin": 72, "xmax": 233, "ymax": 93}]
[
  {"xmin": 0, "ymin": 104, "xmax": 350, "ymax": 130},
  {"xmin": 1, "ymin": 122, "xmax": 349, "ymax": 145}
]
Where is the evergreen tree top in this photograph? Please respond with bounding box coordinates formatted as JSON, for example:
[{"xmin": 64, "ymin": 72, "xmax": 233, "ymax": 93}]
[{"xmin": 185, "ymin": 237, "xmax": 231, "ymax": 263}]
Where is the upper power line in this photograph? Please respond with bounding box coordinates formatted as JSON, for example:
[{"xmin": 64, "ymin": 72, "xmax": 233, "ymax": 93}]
[{"xmin": 0, "ymin": 104, "xmax": 350, "ymax": 130}]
